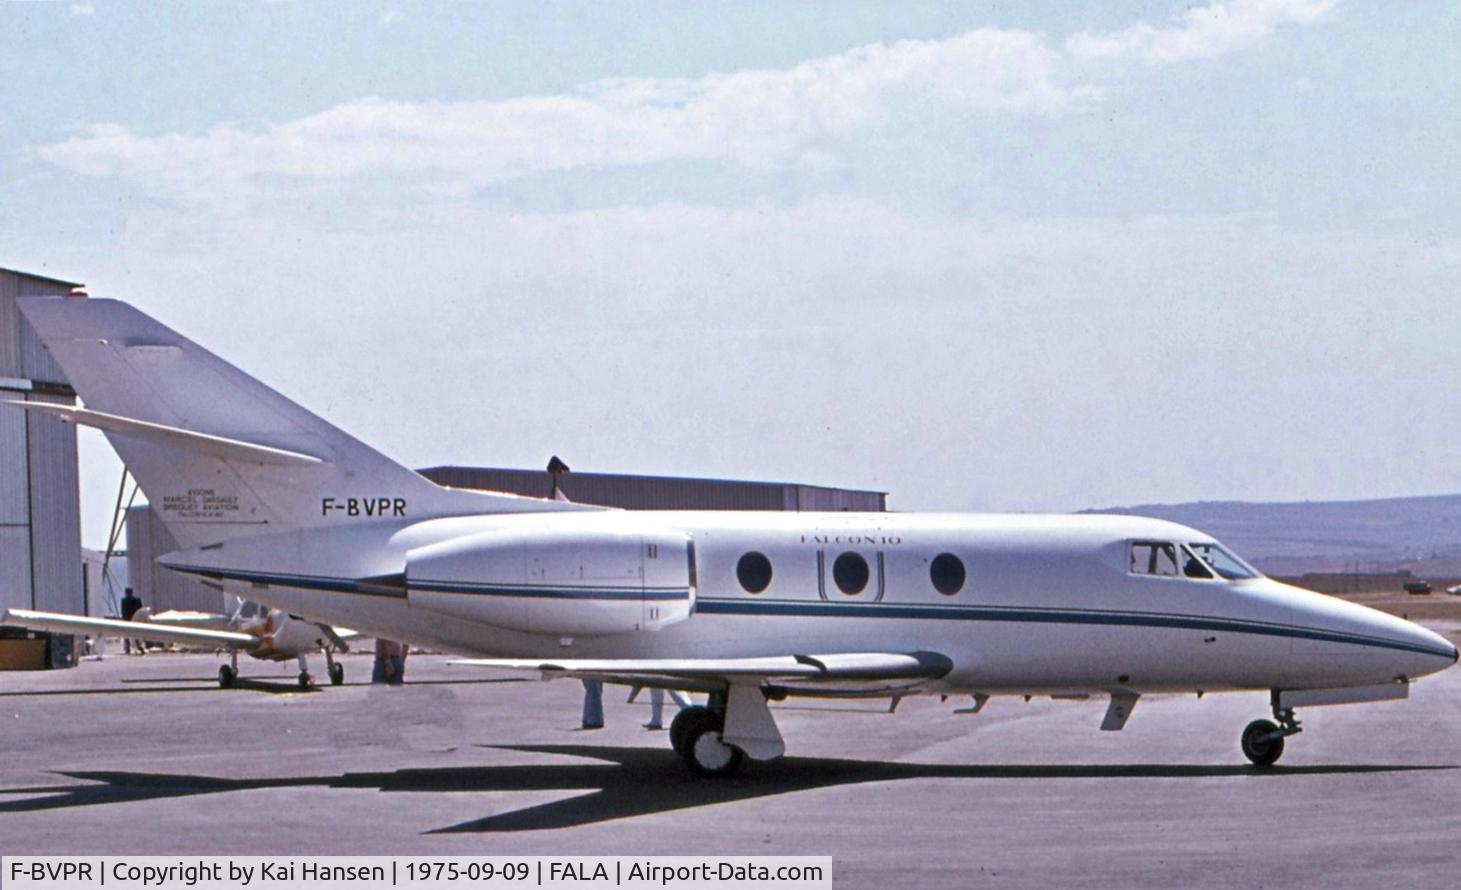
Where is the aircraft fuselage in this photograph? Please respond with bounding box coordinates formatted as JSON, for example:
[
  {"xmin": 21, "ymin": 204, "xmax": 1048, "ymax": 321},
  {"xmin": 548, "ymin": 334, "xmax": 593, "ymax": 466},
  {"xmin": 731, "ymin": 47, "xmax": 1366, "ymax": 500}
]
[{"xmin": 161, "ymin": 510, "xmax": 1457, "ymax": 698}]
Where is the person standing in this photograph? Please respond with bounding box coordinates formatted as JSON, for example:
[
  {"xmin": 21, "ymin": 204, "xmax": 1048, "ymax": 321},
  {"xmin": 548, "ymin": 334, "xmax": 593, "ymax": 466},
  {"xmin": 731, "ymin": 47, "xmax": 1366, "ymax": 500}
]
[
  {"xmin": 372, "ymin": 639, "xmax": 407, "ymax": 685},
  {"xmin": 581, "ymin": 679, "xmax": 604, "ymax": 729},
  {"xmin": 119, "ymin": 587, "xmax": 145, "ymax": 655},
  {"xmin": 644, "ymin": 687, "xmax": 692, "ymax": 730}
]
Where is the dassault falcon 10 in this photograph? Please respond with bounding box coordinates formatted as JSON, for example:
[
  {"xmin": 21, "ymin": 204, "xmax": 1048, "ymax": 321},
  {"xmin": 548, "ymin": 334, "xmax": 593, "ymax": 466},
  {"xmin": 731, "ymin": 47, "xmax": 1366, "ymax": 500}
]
[{"xmin": 4, "ymin": 297, "xmax": 1454, "ymax": 776}]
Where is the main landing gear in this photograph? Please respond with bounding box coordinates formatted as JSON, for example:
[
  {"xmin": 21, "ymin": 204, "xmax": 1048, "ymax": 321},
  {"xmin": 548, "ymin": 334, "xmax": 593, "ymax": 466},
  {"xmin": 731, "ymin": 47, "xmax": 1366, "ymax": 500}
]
[
  {"xmin": 296, "ymin": 654, "xmax": 314, "ymax": 689},
  {"xmin": 218, "ymin": 652, "xmax": 240, "ymax": 688},
  {"xmin": 668, "ymin": 686, "xmax": 786, "ymax": 777},
  {"xmin": 1241, "ymin": 697, "xmax": 1303, "ymax": 766},
  {"xmin": 325, "ymin": 648, "xmax": 345, "ymax": 686}
]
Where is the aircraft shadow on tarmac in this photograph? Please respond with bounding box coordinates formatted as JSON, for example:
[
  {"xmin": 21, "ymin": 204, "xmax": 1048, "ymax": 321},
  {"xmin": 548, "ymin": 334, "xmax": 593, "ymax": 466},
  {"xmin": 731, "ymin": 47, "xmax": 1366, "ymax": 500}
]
[
  {"xmin": 2, "ymin": 745, "xmax": 1454, "ymax": 834},
  {"xmin": 0, "ymin": 680, "xmax": 313, "ymax": 697},
  {"xmin": 0, "ymin": 676, "xmax": 528, "ymax": 698}
]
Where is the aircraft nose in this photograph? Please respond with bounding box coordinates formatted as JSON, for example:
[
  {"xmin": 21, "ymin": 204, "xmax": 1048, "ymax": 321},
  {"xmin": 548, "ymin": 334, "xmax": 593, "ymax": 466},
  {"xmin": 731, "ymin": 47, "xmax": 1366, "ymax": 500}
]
[
  {"xmin": 1395, "ymin": 620, "xmax": 1458, "ymax": 676},
  {"xmin": 1274, "ymin": 581, "xmax": 1457, "ymax": 678},
  {"xmin": 1361, "ymin": 614, "xmax": 1455, "ymax": 681}
]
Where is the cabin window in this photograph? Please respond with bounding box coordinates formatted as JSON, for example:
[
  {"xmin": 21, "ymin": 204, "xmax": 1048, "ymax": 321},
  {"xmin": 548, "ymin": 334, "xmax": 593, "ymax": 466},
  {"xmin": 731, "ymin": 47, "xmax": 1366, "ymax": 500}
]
[
  {"xmin": 1130, "ymin": 541, "xmax": 1179, "ymax": 577},
  {"xmin": 736, "ymin": 551, "xmax": 773, "ymax": 593},
  {"xmin": 833, "ymin": 551, "xmax": 870, "ymax": 595},
  {"xmin": 930, "ymin": 553, "xmax": 965, "ymax": 595}
]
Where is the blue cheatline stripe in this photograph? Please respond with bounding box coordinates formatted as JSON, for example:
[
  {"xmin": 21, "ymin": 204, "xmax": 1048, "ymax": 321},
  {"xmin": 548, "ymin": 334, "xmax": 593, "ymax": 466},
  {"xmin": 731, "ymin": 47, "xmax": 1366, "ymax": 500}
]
[
  {"xmin": 693, "ymin": 599, "xmax": 1457, "ymax": 660},
  {"xmin": 412, "ymin": 580, "xmax": 689, "ymax": 602},
  {"xmin": 167, "ymin": 565, "xmax": 688, "ymax": 601},
  {"xmin": 169, "ymin": 565, "xmax": 374, "ymax": 594},
  {"xmin": 166, "ymin": 565, "xmax": 1454, "ymax": 660}
]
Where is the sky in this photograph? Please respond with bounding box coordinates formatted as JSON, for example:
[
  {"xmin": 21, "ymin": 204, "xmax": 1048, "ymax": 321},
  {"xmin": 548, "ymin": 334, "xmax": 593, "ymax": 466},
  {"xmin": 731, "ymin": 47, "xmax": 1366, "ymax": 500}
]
[{"xmin": 3, "ymin": 1, "xmax": 1460, "ymax": 547}]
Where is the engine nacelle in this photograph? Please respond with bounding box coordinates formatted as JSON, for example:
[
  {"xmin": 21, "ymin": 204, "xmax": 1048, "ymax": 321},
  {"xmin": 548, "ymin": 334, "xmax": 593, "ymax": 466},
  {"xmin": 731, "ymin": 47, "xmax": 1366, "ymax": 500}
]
[{"xmin": 405, "ymin": 527, "xmax": 695, "ymax": 637}]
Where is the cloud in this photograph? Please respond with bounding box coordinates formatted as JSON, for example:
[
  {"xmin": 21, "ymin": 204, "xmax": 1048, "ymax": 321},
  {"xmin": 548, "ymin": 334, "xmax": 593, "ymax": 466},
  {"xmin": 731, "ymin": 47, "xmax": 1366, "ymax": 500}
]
[
  {"xmin": 34, "ymin": 0, "xmax": 1336, "ymax": 208},
  {"xmin": 1066, "ymin": 0, "xmax": 1336, "ymax": 63},
  {"xmin": 70, "ymin": 3, "xmax": 95, "ymax": 16},
  {"xmin": 36, "ymin": 28, "xmax": 1093, "ymax": 205},
  {"xmin": 379, "ymin": 9, "xmax": 402, "ymax": 25}
]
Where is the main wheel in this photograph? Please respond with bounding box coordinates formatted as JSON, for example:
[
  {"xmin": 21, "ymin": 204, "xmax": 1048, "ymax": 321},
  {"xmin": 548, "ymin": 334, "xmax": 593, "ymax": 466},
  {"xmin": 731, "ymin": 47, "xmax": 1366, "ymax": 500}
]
[
  {"xmin": 218, "ymin": 664, "xmax": 236, "ymax": 689},
  {"xmin": 676, "ymin": 708, "xmax": 743, "ymax": 777},
  {"xmin": 329, "ymin": 662, "xmax": 345, "ymax": 686},
  {"xmin": 298, "ymin": 671, "xmax": 314, "ymax": 690},
  {"xmin": 669, "ymin": 704, "xmax": 710, "ymax": 756},
  {"xmin": 1241, "ymin": 718, "xmax": 1285, "ymax": 766}
]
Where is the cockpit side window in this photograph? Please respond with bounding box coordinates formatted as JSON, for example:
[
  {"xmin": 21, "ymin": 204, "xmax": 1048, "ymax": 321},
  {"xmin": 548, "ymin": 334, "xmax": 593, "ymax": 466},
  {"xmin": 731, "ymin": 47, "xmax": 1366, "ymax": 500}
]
[{"xmin": 1130, "ymin": 541, "xmax": 1179, "ymax": 577}]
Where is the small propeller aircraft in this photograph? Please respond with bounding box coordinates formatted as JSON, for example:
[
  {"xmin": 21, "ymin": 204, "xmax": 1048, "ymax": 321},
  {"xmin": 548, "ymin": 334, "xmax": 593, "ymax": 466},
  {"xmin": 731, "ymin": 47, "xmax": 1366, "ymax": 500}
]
[
  {"xmin": 3, "ymin": 296, "xmax": 1454, "ymax": 776},
  {"xmin": 7, "ymin": 598, "xmax": 355, "ymax": 689}
]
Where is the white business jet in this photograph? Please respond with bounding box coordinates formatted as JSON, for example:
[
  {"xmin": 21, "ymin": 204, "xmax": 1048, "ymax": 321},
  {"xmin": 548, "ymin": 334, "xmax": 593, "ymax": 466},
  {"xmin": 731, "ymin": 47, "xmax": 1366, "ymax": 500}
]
[
  {"xmin": 3, "ymin": 298, "xmax": 1454, "ymax": 776},
  {"xmin": 8, "ymin": 597, "xmax": 355, "ymax": 689}
]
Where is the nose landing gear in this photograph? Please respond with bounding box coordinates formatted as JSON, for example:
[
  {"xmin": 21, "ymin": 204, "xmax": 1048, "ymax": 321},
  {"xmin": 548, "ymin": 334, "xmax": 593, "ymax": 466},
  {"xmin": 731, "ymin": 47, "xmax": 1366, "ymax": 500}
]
[{"xmin": 1241, "ymin": 697, "xmax": 1303, "ymax": 766}]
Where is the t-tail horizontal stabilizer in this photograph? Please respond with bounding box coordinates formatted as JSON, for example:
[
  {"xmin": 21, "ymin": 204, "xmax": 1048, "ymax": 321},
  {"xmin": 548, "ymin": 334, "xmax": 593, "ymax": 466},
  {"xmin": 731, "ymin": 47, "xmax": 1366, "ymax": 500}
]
[{"xmin": 2, "ymin": 401, "xmax": 324, "ymax": 467}]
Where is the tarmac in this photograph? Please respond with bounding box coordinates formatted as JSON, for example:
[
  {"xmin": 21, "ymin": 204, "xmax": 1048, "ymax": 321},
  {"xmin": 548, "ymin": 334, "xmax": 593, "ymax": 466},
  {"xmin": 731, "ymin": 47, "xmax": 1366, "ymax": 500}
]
[{"xmin": 3, "ymin": 623, "xmax": 1461, "ymax": 888}]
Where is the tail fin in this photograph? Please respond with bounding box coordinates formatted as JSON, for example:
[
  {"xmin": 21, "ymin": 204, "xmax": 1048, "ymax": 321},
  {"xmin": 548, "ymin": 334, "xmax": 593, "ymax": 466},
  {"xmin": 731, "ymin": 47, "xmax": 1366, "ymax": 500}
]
[{"xmin": 17, "ymin": 298, "xmax": 593, "ymax": 548}]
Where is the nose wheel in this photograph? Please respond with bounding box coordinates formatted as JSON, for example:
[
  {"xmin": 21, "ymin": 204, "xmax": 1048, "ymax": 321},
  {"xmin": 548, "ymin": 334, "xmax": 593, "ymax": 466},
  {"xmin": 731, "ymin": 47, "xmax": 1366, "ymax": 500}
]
[
  {"xmin": 1241, "ymin": 719, "xmax": 1285, "ymax": 765},
  {"xmin": 1241, "ymin": 700, "xmax": 1302, "ymax": 766}
]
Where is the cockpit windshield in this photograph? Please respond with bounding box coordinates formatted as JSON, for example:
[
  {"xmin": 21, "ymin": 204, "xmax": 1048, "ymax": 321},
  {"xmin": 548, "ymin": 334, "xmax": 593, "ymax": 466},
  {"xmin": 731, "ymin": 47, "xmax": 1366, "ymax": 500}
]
[{"xmin": 1187, "ymin": 542, "xmax": 1260, "ymax": 580}]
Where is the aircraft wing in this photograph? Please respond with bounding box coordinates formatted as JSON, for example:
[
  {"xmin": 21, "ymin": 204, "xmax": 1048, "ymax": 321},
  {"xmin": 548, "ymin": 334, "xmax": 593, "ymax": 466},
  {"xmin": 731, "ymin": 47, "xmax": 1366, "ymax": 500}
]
[
  {"xmin": 452, "ymin": 651, "xmax": 952, "ymax": 694},
  {"xmin": 2, "ymin": 608, "xmax": 262, "ymax": 651}
]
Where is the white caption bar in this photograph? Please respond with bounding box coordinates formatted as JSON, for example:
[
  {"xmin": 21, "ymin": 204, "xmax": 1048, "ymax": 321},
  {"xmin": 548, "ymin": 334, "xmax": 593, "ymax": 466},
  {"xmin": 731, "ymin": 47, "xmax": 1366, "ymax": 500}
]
[{"xmin": 2, "ymin": 857, "xmax": 832, "ymax": 890}]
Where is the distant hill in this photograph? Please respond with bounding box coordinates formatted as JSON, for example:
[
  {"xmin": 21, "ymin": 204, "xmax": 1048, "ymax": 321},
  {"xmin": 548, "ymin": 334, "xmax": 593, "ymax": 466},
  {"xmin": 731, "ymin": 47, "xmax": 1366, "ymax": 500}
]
[{"xmin": 1086, "ymin": 494, "xmax": 1461, "ymax": 576}]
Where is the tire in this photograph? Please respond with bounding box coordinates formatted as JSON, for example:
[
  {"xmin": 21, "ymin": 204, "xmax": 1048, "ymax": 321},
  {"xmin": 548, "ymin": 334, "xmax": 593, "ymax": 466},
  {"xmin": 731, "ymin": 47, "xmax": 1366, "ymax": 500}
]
[
  {"xmin": 329, "ymin": 663, "xmax": 345, "ymax": 686},
  {"xmin": 1241, "ymin": 718, "xmax": 1285, "ymax": 766},
  {"xmin": 677, "ymin": 708, "xmax": 743, "ymax": 778},
  {"xmin": 218, "ymin": 665, "xmax": 235, "ymax": 689},
  {"xmin": 670, "ymin": 705, "xmax": 708, "ymax": 756},
  {"xmin": 298, "ymin": 671, "xmax": 314, "ymax": 690}
]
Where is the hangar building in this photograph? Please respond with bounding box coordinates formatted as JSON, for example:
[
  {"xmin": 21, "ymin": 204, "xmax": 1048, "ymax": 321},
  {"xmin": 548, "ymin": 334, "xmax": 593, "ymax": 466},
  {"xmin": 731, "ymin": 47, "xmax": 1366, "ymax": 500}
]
[
  {"xmin": 418, "ymin": 465, "xmax": 886, "ymax": 512},
  {"xmin": 0, "ymin": 267, "xmax": 86, "ymax": 668}
]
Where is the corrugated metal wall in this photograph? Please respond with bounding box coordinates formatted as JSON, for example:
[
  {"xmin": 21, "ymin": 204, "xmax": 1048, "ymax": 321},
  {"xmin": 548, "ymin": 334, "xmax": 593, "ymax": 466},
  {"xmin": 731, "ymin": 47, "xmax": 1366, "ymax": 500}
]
[
  {"xmin": 0, "ymin": 269, "xmax": 86, "ymax": 638},
  {"xmin": 1, "ymin": 269, "xmax": 75, "ymax": 384},
  {"xmin": 418, "ymin": 466, "xmax": 886, "ymax": 512},
  {"xmin": 82, "ymin": 549, "xmax": 128, "ymax": 618},
  {"xmin": 0, "ymin": 386, "xmax": 28, "ymax": 525},
  {"xmin": 27, "ymin": 391, "xmax": 83, "ymax": 614},
  {"xmin": 0, "ymin": 272, "xmax": 19, "ymax": 377},
  {"xmin": 125, "ymin": 505, "xmax": 226, "ymax": 615},
  {"xmin": 0, "ymin": 526, "xmax": 32, "ymax": 613}
]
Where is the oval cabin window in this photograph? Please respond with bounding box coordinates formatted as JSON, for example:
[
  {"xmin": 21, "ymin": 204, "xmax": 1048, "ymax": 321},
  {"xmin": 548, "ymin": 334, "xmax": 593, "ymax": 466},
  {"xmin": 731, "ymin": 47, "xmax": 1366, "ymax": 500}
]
[
  {"xmin": 832, "ymin": 551, "xmax": 870, "ymax": 595},
  {"xmin": 736, "ymin": 551, "xmax": 773, "ymax": 593},
  {"xmin": 930, "ymin": 552, "xmax": 965, "ymax": 595}
]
